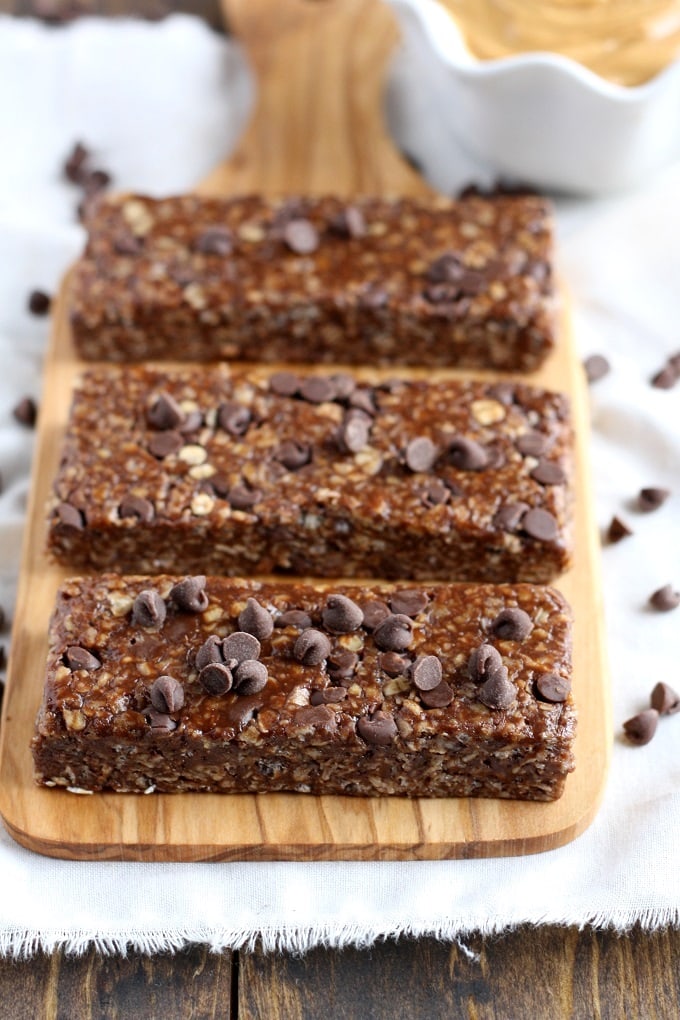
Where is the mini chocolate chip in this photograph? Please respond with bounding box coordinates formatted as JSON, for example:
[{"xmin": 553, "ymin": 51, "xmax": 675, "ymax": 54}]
[
  {"xmin": 119, "ymin": 495, "xmax": 155, "ymax": 523},
  {"xmin": 420, "ymin": 681, "xmax": 454, "ymax": 708},
  {"xmin": 238, "ymin": 597, "xmax": 274, "ymax": 640},
  {"xmin": 12, "ymin": 396, "xmax": 37, "ymax": 428},
  {"xmin": 638, "ymin": 487, "xmax": 670, "ymax": 512},
  {"xmin": 322, "ymin": 594, "xmax": 363, "ymax": 633},
  {"xmin": 195, "ymin": 635, "xmax": 224, "ymax": 671},
  {"xmin": 310, "ymin": 687, "xmax": 348, "ymax": 705},
  {"xmin": 651, "ymin": 366, "xmax": 677, "ymax": 390},
  {"xmin": 218, "ymin": 401, "xmax": 251, "ymax": 437},
  {"xmin": 490, "ymin": 608, "xmax": 533, "ymax": 642},
  {"xmin": 327, "ymin": 649, "xmax": 358, "ymax": 681},
  {"xmin": 425, "ymin": 252, "xmax": 464, "ymax": 284},
  {"xmin": 487, "ymin": 382, "xmax": 516, "ymax": 406},
  {"xmin": 233, "ymin": 659, "xmax": 268, "ymax": 695},
  {"xmin": 348, "ymin": 388, "xmax": 377, "ymax": 416},
  {"xmin": 356, "ymin": 711, "xmax": 397, "ymax": 746},
  {"xmin": 405, "ymin": 437, "xmax": 437, "ymax": 473},
  {"xmin": 299, "ymin": 376, "xmax": 336, "ymax": 403},
  {"xmin": 148, "ymin": 431, "xmax": 183, "ymax": 458},
  {"xmin": 150, "ymin": 675, "xmax": 184, "ymax": 713},
  {"xmin": 328, "ymin": 372, "xmax": 356, "ymax": 401},
  {"xmin": 389, "ymin": 590, "xmax": 429, "ymax": 618},
  {"xmin": 419, "ymin": 477, "xmax": 450, "ymax": 507},
  {"xmin": 222, "ymin": 631, "xmax": 261, "ymax": 664},
  {"xmin": 361, "ymin": 600, "xmax": 390, "ymax": 630},
  {"xmin": 147, "ymin": 391, "xmax": 185, "ymax": 430},
  {"xmin": 275, "ymin": 609, "xmax": 313, "ymax": 630},
  {"xmin": 147, "ymin": 710, "xmax": 178, "ymax": 734},
  {"xmin": 329, "ymin": 205, "xmax": 366, "ymax": 238},
  {"xmin": 338, "ymin": 412, "xmax": 370, "ymax": 453},
  {"xmin": 82, "ymin": 168, "xmax": 111, "ymax": 194},
  {"xmin": 227, "ymin": 482, "xmax": 261, "ymax": 510},
  {"xmin": 132, "ymin": 589, "xmax": 166, "ymax": 629},
  {"xmin": 170, "ymin": 576, "xmax": 209, "ymax": 613},
  {"xmin": 649, "ymin": 584, "xmax": 680, "ymax": 611},
  {"xmin": 199, "ymin": 662, "xmax": 233, "ymax": 696},
  {"xmin": 28, "ymin": 289, "xmax": 51, "ymax": 316},
  {"xmin": 478, "ymin": 674, "xmax": 517, "ymax": 710},
  {"xmin": 178, "ymin": 409, "xmax": 203, "ymax": 434},
  {"xmin": 294, "ymin": 628, "xmax": 331, "ymax": 665},
  {"xmin": 64, "ymin": 646, "xmax": 101, "ymax": 671},
  {"xmin": 468, "ymin": 643, "xmax": 504, "ymax": 683},
  {"xmin": 448, "ymin": 437, "xmax": 488, "ymax": 471},
  {"xmin": 535, "ymin": 673, "xmax": 571, "ymax": 703},
  {"xmin": 650, "ymin": 682, "xmax": 680, "ymax": 715},
  {"xmin": 53, "ymin": 502, "xmax": 85, "ymax": 531},
  {"xmin": 411, "ymin": 654, "xmax": 442, "ymax": 691},
  {"xmin": 283, "ymin": 218, "xmax": 319, "ymax": 255},
  {"xmin": 530, "ymin": 460, "xmax": 566, "ymax": 486},
  {"xmin": 378, "ymin": 651, "xmax": 411, "ymax": 677},
  {"xmin": 623, "ymin": 709, "xmax": 659, "ymax": 745},
  {"xmin": 275, "ymin": 440, "xmax": 312, "ymax": 471},
  {"xmin": 515, "ymin": 431, "xmax": 547, "ymax": 457},
  {"xmin": 373, "ymin": 614, "xmax": 413, "ymax": 652},
  {"xmin": 63, "ymin": 141, "xmax": 89, "ymax": 183},
  {"xmin": 604, "ymin": 514, "xmax": 632, "ymax": 543},
  {"xmin": 493, "ymin": 502, "xmax": 529, "ymax": 532},
  {"xmin": 583, "ymin": 354, "xmax": 610, "ymax": 383},
  {"xmin": 522, "ymin": 508, "xmax": 559, "ymax": 542},
  {"xmin": 269, "ymin": 371, "xmax": 300, "ymax": 397},
  {"xmin": 194, "ymin": 226, "xmax": 233, "ymax": 256}
]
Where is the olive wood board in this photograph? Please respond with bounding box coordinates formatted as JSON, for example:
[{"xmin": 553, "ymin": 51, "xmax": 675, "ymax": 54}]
[{"xmin": 0, "ymin": 0, "xmax": 611, "ymax": 860}]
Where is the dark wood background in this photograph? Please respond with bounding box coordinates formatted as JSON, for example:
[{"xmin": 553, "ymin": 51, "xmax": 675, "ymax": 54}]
[{"xmin": 1, "ymin": 1, "xmax": 678, "ymax": 1016}]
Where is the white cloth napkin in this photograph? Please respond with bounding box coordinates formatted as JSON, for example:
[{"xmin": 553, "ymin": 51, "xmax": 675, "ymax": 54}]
[{"xmin": 0, "ymin": 14, "xmax": 679, "ymax": 957}]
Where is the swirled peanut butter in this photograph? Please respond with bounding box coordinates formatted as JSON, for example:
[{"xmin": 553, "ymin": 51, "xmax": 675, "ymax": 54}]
[{"xmin": 443, "ymin": 0, "xmax": 680, "ymax": 85}]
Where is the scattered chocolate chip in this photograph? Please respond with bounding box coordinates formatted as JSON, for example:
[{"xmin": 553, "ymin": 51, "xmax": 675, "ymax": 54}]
[
  {"xmin": 389, "ymin": 590, "xmax": 429, "ymax": 618},
  {"xmin": 82, "ymin": 168, "xmax": 111, "ymax": 194},
  {"xmin": 530, "ymin": 460, "xmax": 567, "ymax": 486},
  {"xmin": 378, "ymin": 651, "xmax": 410, "ymax": 677},
  {"xmin": 405, "ymin": 436, "xmax": 437, "ymax": 473},
  {"xmin": 148, "ymin": 430, "xmax": 183, "ymax": 459},
  {"xmin": 147, "ymin": 392, "xmax": 185, "ymax": 430},
  {"xmin": 119, "ymin": 495, "xmax": 155, "ymax": 523},
  {"xmin": 63, "ymin": 141, "xmax": 90, "ymax": 183},
  {"xmin": 293, "ymin": 704, "xmax": 337, "ymax": 732},
  {"xmin": 222, "ymin": 631, "xmax": 261, "ymax": 663},
  {"xmin": 233, "ymin": 659, "xmax": 268, "ymax": 695},
  {"xmin": 147, "ymin": 710, "xmax": 178, "ymax": 734},
  {"xmin": 275, "ymin": 609, "xmax": 313, "ymax": 630},
  {"xmin": 132, "ymin": 589, "xmax": 166, "ymax": 629},
  {"xmin": 583, "ymin": 354, "xmax": 610, "ymax": 383},
  {"xmin": 64, "ymin": 646, "xmax": 101, "ymax": 671},
  {"xmin": 651, "ymin": 682, "xmax": 680, "ymax": 715},
  {"xmin": 338, "ymin": 411, "xmax": 371, "ymax": 454},
  {"xmin": 283, "ymin": 218, "xmax": 319, "ymax": 255},
  {"xmin": 607, "ymin": 516, "xmax": 632, "ymax": 543},
  {"xmin": 27, "ymin": 289, "xmax": 51, "ymax": 316},
  {"xmin": 411, "ymin": 654, "xmax": 442, "ymax": 691},
  {"xmin": 194, "ymin": 226, "xmax": 233, "ymax": 256},
  {"xmin": 478, "ymin": 673, "xmax": 517, "ymax": 710},
  {"xmin": 170, "ymin": 576, "xmax": 209, "ymax": 613},
  {"xmin": 487, "ymin": 382, "xmax": 516, "ymax": 406},
  {"xmin": 218, "ymin": 401, "xmax": 251, "ymax": 437},
  {"xmin": 113, "ymin": 233, "xmax": 143, "ymax": 256},
  {"xmin": 651, "ymin": 366, "xmax": 677, "ymax": 390},
  {"xmin": 420, "ymin": 680, "xmax": 454, "ymax": 708},
  {"xmin": 425, "ymin": 252, "xmax": 464, "ymax": 285},
  {"xmin": 326, "ymin": 649, "xmax": 358, "ymax": 682},
  {"xmin": 374, "ymin": 614, "xmax": 413, "ymax": 652},
  {"xmin": 150, "ymin": 675, "xmax": 184, "ymax": 714},
  {"xmin": 198, "ymin": 662, "xmax": 233, "ymax": 696},
  {"xmin": 448, "ymin": 436, "xmax": 488, "ymax": 471},
  {"xmin": 299, "ymin": 375, "xmax": 336, "ymax": 404},
  {"xmin": 521, "ymin": 508, "xmax": 559, "ymax": 542},
  {"xmin": 275, "ymin": 440, "xmax": 312, "ymax": 471},
  {"xmin": 623, "ymin": 709, "xmax": 659, "ymax": 745},
  {"xmin": 638, "ymin": 487, "xmax": 670, "ymax": 512},
  {"xmin": 12, "ymin": 396, "xmax": 37, "ymax": 428},
  {"xmin": 269, "ymin": 371, "xmax": 300, "ymax": 397},
  {"xmin": 490, "ymin": 608, "xmax": 533, "ymax": 641},
  {"xmin": 348, "ymin": 388, "xmax": 377, "ymax": 416},
  {"xmin": 329, "ymin": 205, "xmax": 366, "ymax": 239},
  {"xmin": 226, "ymin": 482, "xmax": 261, "ymax": 510},
  {"xmin": 238, "ymin": 597, "xmax": 274, "ymax": 640},
  {"xmin": 419, "ymin": 477, "xmax": 450, "ymax": 508},
  {"xmin": 360, "ymin": 600, "xmax": 391, "ymax": 631},
  {"xmin": 322, "ymin": 593, "xmax": 363, "ymax": 633},
  {"xmin": 310, "ymin": 687, "xmax": 348, "ymax": 705},
  {"xmin": 515, "ymin": 431, "xmax": 547, "ymax": 457},
  {"xmin": 493, "ymin": 502, "xmax": 529, "ymax": 532},
  {"xmin": 356, "ymin": 711, "xmax": 397, "ymax": 746},
  {"xmin": 535, "ymin": 673, "xmax": 571, "ymax": 703},
  {"xmin": 649, "ymin": 584, "xmax": 680, "ymax": 612},
  {"xmin": 328, "ymin": 372, "xmax": 356, "ymax": 401},
  {"xmin": 195, "ymin": 634, "xmax": 223, "ymax": 671},
  {"xmin": 53, "ymin": 502, "xmax": 85, "ymax": 532},
  {"xmin": 293, "ymin": 628, "xmax": 331, "ymax": 665},
  {"xmin": 468, "ymin": 643, "xmax": 504, "ymax": 683}
]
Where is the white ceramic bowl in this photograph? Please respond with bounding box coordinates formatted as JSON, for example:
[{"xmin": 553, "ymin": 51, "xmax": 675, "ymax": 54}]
[{"xmin": 386, "ymin": 0, "xmax": 680, "ymax": 194}]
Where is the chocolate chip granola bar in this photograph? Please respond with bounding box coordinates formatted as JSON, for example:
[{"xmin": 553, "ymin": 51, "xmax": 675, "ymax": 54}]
[
  {"xmin": 69, "ymin": 192, "xmax": 557, "ymax": 370},
  {"xmin": 32, "ymin": 575, "xmax": 576, "ymax": 801},
  {"xmin": 47, "ymin": 365, "xmax": 573, "ymax": 582}
]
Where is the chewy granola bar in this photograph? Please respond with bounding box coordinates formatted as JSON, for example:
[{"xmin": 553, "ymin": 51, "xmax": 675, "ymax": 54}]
[
  {"xmin": 69, "ymin": 192, "xmax": 557, "ymax": 370},
  {"xmin": 47, "ymin": 365, "xmax": 573, "ymax": 582},
  {"xmin": 32, "ymin": 575, "xmax": 576, "ymax": 800}
]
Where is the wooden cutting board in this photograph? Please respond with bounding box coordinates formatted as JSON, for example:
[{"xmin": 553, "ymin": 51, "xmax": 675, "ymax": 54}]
[{"xmin": 0, "ymin": 0, "xmax": 611, "ymax": 861}]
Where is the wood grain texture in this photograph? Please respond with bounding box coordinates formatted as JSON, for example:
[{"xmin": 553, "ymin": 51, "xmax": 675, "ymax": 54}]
[{"xmin": 0, "ymin": 0, "xmax": 611, "ymax": 861}]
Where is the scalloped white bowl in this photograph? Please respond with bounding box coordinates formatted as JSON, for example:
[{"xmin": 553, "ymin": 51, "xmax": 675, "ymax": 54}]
[{"xmin": 386, "ymin": 0, "xmax": 680, "ymax": 194}]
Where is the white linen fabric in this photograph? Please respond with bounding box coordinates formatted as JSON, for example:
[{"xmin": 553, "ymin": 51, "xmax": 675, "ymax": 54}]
[{"xmin": 0, "ymin": 14, "xmax": 678, "ymax": 957}]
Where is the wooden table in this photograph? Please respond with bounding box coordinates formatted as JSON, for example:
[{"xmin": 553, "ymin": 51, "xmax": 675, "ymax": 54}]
[{"xmin": 1, "ymin": 2, "xmax": 678, "ymax": 1016}]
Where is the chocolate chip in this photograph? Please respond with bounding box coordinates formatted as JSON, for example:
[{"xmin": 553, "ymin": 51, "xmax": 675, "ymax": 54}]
[
  {"xmin": 63, "ymin": 141, "xmax": 90, "ymax": 183},
  {"xmin": 222, "ymin": 631, "xmax": 261, "ymax": 664},
  {"xmin": 294, "ymin": 628, "xmax": 331, "ymax": 665},
  {"xmin": 448, "ymin": 436, "xmax": 488, "ymax": 471},
  {"xmin": 233, "ymin": 659, "xmax": 268, "ymax": 695},
  {"xmin": 468, "ymin": 643, "xmax": 503, "ymax": 683},
  {"xmin": 12, "ymin": 396, "xmax": 37, "ymax": 428},
  {"xmin": 425, "ymin": 253, "xmax": 465, "ymax": 284},
  {"xmin": 583, "ymin": 354, "xmax": 610, "ymax": 383},
  {"xmin": 411, "ymin": 654, "xmax": 442, "ymax": 691},
  {"xmin": 530, "ymin": 460, "xmax": 567, "ymax": 486},
  {"xmin": 150, "ymin": 675, "xmax": 184, "ymax": 713},
  {"xmin": 487, "ymin": 382, "xmax": 516, "ymax": 406},
  {"xmin": 275, "ymin": 609, "xmax": 313, "ymax": 630},
  {"xmin": 147, "ymin": 392, "xmax": 185, "ymax": 430},
  {"xmin": 148, "ymin": 430, "xmax": 182, "ymax": 458},
  {"xmin": 338, "ymin": 412, "xmax": 370, "ymax": 454},
  {"xmin": 293, "ymin": 704, "xmax": 337, "ymax": 732},
  {"xmin": 147, "ymin": 710, "xmax": 178, "ymax": 734},
  {"xmin": 299, "ymin": 376, "xmax": 336, "ymax": 403},
  {"xmin": 27, "ymin": 289, "xmax": 51, "ymax": 316},
  {"xmin": 82, "ymin": 168, "xmax": 111, "ymax": 194},
  {"xmin": 310, "ymin": 687, "xmax": 348, "ymax": 705},
  {"xmin": 199, "ymin": 662, "xmax": 233, "ymax": 696},
  {"xmin": 420, "ymin": 681, "xmax": 454, "ymax": 708},
  {"xmin": 356, "ymin": 711, "xmax": 397, "ymax": 746},
  {"xmin": 327, "ymin": 650, "xmax": 358, "ymax": 681},
  {"xmin": 132, "ymin": 589, "xmax": 166, "ymax": 629},
  {"xmin": 328, "ymin": 372, "xmax": 356, "ymax": 401},
  {"xmin": 283, "ymin": 218, "xmax": 319, "ymax": 255},
  {"xmin": 490, "ymin": 608, "xmax": 533, "ymax": 641},
  {"xmin": 378, "ymin": 651, "xmax": 411, "ymax": 677},
  {"xmin": 322, "ymin": 594, "xmax": 363, "ymax": 633},
  {"xmin": 522, "ymin": 508, "xmax": 559, "ymax": 542},
  {"xmin": 170, "ymin": 576, "xmax": 209, "ymax": 613},
  {"xmin": 64, "ymin": 646, "xmax": 101, "ymax": 671},
  {"xmin": 374, "ymin": 614, "xmax": 413, "ymax": 652},
  {"xmin": 650, "ymin": 682, "xmax": 680, "ymax": 715},
  {"xmin": 113, "ymin": 233, "xmax": 143, "ymax": 255},
  {"xmin": 405, "ymin": 437, "xmax": 437, "ymax": 473},
  {"xmin": 275, "ymin": 440, "xmax": 312, "ymax": 471},
  {"xmin": 649, "ymin": 584, "xmax": 680, "ymax": 611},
  {"xmin": 535, "ymin": 673, "xmax": 571, "ymax": 703},
  {"xmin": 119, "ymin": 495, "xmax": 155, "ymax": 523},
  {"xmin": 218, "ymin": 401, "xmax": 251, "ymax": 437},
  {"xmin": 419, "ymin": 477, "xmax": 450, "ymax": 508},
  {"xmin": 623, "ymin": 709, "xmax": 659, "ymax": 745},
  {"xmin": 53, "ymin": 502, "xmax": 85, "ymax": 532},
  {"xmin": 389, "ymin": 589, "xmax": 429, "ymax": 618},
  {"xmin": 329, "ymin": 205, "xmax": 366, "ymax": 239},
  {"xmin": 227, "ymin": 482, "xmax": 261, "ymax": 510},
  {"xmin": 651, "ymin": 366, "xmax": 677, "ymax": 390},
  {"xmin": 195, "ymin": 635, "xmax": 223, "ymax": 671},
  {"xmin": 638, "ymin": 487, "xmax": 670, "ymax": 512},
  {"xmin": 194, "ymin": 226, "xmax": 233, "ymax": 256},
  {"xmin": 515, "ymin": 431, "xmax": 547, "ymax": 457},
  {"xmin": 238, "ymin": 597, "xmax": 274, "ymax": 640},
  {"xmin": 269, "ymin": 371, "xmax": 300, "ymax": 397},
  {"xmin": 348, "ymin": 388, "xmax": 377, "ymax": 417},
  {"xmin": 607, "ymin": 516, "xmax": 632, "ymax": 543},
  {"xmin": 361, "ymin": 600, "xmax": 390, "ymax": 631},
  {"xmin": 478, "ymin": 673, "xmax": 517, "ymax": 710},
  {"xmin": 493, "ymin": 502, "xmax": 529, "ymax": 532}
]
